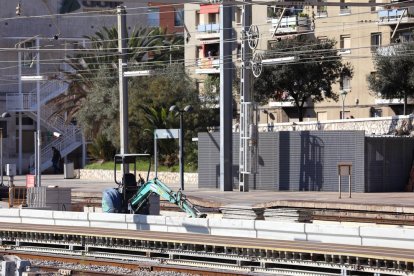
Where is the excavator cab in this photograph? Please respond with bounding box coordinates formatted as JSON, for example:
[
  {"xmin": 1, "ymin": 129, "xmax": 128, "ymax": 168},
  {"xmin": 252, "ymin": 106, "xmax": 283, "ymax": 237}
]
[{"xmin": 114, "ymin": 153, "xmax": 151, "ymax": 213}]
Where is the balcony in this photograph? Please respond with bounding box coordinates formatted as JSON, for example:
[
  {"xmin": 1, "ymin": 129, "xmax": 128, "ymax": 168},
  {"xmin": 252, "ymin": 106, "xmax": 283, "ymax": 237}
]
[
  {"xmin": 339, "ymin": 7, "xmax": 351, "ymax": 15},
  {"xmin": 376, "ymin": 45, "xmax": 402, "ymax": 56},
  {"xmin": 195, "ymin": 58, "xmax": 220, "ymax": 74},
  {"xmin": 269, "ymin": 15, "xmax": 311, "ymax": 34},
  {"xmin": 378, "ymin": 8, "xmax": 414, "ymax": 25},
  {"xmin": 315, "ymin": 10, "xmax": 328, "ymax": 18},
  {"xmin": 375, "ymin": 98, "xmax": 414, "ymax": 105},
  {"xmin": 195, "ymin": 23, "xmax": 220, "ymax": 39}
]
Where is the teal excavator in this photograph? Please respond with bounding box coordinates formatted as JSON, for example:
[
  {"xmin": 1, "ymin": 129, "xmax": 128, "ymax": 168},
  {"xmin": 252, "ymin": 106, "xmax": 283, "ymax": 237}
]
[{"xmin": 102, "ymin": 153, "xmax": 205, "ymax": 218}]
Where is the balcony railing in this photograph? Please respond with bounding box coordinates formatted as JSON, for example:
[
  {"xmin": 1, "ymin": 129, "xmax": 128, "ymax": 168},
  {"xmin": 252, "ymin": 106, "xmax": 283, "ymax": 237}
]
[
  {"xmin": 195, "ymin": 58, "xmax": 220, "ymax": 74},
  {"xmin": 315, "ymin": 10, "xmax": 328, "ymax": 18},
  {"xmin": 339, "ymin": 7, "xmax": 351, "ymax": 15},
  {"xmin": 270, "ymin": 16, "xmax": 310, "ymax": 34},
  {"xmin": 378, "ymin": 8, "xmax": 414, "ymax": 24},
  {"xmin": 197, "ymin": 23, "xmax": 220, "ymax": 33}
]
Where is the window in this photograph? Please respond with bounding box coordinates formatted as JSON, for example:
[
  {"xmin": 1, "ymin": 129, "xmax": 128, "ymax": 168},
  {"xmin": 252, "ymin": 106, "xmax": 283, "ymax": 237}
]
[
  {"xmin": 195, "ymin": 11, "xmax": 200, "ymax": 26},
  {"xmin": 147, "ymin": 8, "xmax": 160, "ymax": 26},
  {"xmin": 340, "ymin": 76, "xmax": 351, "ymax": 91},
  {"xmin": 317, "ymin": 36, "xmax": 328, "ymax": 42},
  {"xmin": 370, "ymin": 108, "xmax": 382, "ymax": 117},
  {"xmin": 22, "ymin": 41, "xmax": 34, "ymax": 67},
  {"xmin": 340, "ymin": 111, "xmax": 351, "ymax": 119},
  {"xmin": 371, "ymin": 33, "xmax": 381, "ymax": 51},
  {"xmin": 236, "ymin": 43, "xmax": 241, "ymax": 59},
  {"xmin": 369, "ymin": 0, "xmax": 376, "ymax": 12},
  {"xmin": 339, "ymin": 35, "xmax": 351, "ymax": 54},
  {"xmin": 339, "ymin": 0, "xmax": 351, "ymax": 14},
  {"xmin": 317, "ymin": 111, "xmax": 327, "ymax": 121},
  {"xmin": 208, "ymin": 13, "xmax": 217, "ymax": 24},
  {"xmin": 174, "ymin": 8, "xmax": 184, "ymax": 27},
  {"xmin": 236, "ymin": 7, "xmax": 242, "ymax": 24},
  {"xmin": 267, "ymin": 5, "xmax": 277, "ymax": 18},
  {"xmin": 0, "ymin": 121, "xmax": 7, "ymax": 138},
  {"xmin": 16, "ymin": 116, "xmax": 34, "ymax": 125},
  {"xmin": 316, "ymin": 0, "xmax": 328, "ymax": 17}
]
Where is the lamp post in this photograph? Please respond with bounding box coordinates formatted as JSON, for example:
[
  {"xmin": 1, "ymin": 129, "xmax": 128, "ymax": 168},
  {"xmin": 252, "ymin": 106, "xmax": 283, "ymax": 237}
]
[
  {"xmin": 340, "ymin": 90, "xmax": 348, "ymax": 119},
  {"xmin": 0, "ymin": 112, "xmax": 11, "ymax": 186},
  {"xmin": 262, "ymin": 109, "xmax": 275, "ymax": 132},
  {"xmin": 169, "ymin": 105, "xmax": 193, "ymax": 191}
]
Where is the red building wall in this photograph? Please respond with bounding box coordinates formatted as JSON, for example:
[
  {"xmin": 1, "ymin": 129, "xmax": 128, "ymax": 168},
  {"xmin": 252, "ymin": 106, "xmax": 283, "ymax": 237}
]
[{"xmin": 148, "ymin": 2, "xmax": 184, "ymax": 34}]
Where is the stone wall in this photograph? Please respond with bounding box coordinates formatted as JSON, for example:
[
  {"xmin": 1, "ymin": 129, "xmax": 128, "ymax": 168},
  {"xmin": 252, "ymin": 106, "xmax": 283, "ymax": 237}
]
[
  {"xmin": 78, "ymin": 169, "xmax": 198, "ymax": 187},
  {"xmin": 259, "ymin": 115, "xmax": 414, "ymax": 136}
]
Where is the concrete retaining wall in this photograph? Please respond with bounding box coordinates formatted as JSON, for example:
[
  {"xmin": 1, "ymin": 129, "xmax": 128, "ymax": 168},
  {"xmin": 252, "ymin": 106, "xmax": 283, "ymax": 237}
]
[
  {"xmin": 0, "ymin": 209, "xmax": 413, "ymax": 250},
  {"xmin": 262, "ymin": 115, "xmax": 414, "ymax": 136},
  {"xmin": 78, "ymin": 170, "xmax": 198, "ymax": 187}
]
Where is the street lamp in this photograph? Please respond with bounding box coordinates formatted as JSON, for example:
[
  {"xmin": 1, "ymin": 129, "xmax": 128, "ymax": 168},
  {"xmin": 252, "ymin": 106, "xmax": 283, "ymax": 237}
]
[
  {"xmin": 0, "ymin": 112, "xmax": 11, "ymax": 186},
  {"xmin": 262, "ymin": 109, "xmax": 275, "ymax": 132},
  {"xmin": 169, "ymin": 105, "xmax": 193, "ymax": 191},
  {"xmin": 340, "ymin": 90, "xmax": 348, "ymax": 119}
]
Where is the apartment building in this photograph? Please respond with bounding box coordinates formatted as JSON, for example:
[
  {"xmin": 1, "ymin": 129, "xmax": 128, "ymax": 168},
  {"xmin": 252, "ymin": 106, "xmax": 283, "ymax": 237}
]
[
  {"xmin": 184, "ymin": 3, "xmax": 268, "ymax": 98},
  {"xmin": 309, "ymin": 0, "xmax": 414, "ymax": 121},
  {"xmin": 0, "ymin": 0, "xmax": 182, "ymax": 174},
  {"xmin": 184, "ymin": 1, "xmax": 414, "ymax": 123}
]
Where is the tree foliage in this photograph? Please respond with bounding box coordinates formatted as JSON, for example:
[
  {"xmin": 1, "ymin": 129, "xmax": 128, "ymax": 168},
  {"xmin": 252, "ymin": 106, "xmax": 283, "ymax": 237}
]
[
  {"xmin": 54, "ymin": 26, "xmax": 183, "ymax": 123},
  {"xmin": 254, "ymin": 36, "xmax": 353, "ymax": 121},
  {"xmin": 367, "ymin": 42, "xmax": 414, "ymax": 115}
]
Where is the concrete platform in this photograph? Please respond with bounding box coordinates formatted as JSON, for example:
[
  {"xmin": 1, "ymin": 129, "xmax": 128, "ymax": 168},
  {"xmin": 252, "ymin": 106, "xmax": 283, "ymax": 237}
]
[{"xmin": 3, "ymin": 174, "xmax": 414, "ymax": 215}]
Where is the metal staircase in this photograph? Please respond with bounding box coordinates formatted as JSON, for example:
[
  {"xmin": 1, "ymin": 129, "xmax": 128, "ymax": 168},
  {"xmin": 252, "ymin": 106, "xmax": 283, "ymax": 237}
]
[{"xmin": 6, "ymin": 79, "xmax": 83, "ymax": 172}]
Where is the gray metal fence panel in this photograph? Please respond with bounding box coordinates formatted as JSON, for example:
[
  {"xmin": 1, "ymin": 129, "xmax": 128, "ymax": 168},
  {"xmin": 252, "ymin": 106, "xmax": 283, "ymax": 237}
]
[
  {"xmin": 365, "ymin": 137, "xmax": 414, "ymax": 192},
  {"xmin": 198, "ymin": 131, "xmax": 366, "ymax": 192}
]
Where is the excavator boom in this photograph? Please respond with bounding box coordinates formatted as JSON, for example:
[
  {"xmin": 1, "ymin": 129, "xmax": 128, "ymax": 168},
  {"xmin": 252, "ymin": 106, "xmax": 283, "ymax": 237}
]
[{"xmin": 129, "ymin": 178, "xmax": 206, "ymax": 218}]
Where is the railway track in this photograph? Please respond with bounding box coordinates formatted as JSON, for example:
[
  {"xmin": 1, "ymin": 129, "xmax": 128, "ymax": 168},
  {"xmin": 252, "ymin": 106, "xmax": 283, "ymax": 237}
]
[
  {"xmin": 2, "ymin": 251, "xmax": 245, "ymax": 276},
  {"xmin": 0, "ymin": 223, "xmax": 412, "ymax": 275}
]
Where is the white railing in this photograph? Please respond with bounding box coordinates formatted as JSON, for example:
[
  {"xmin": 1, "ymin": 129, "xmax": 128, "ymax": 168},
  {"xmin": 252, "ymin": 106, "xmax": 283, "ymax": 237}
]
[
  {"xmin": 29, "ymin": 126, "xmax": 83, "ymax": 172},
  {"xmin": 26, "ymin": 103, "xmax": 83, "ymax": 172},
  {"xmin": 6, "ymin": 80, "xmax": 68, "ymax": 112},
  {"xmin": 38, "ymin": 79, "xmax": 69, "ymax": 104},
  {"xmin": 6, "ymin": 93, "xmax": 37, "ymax": 111},
  {"xmin": 6, "ymin": 78, "xmax": 82, "ymax": 173}
]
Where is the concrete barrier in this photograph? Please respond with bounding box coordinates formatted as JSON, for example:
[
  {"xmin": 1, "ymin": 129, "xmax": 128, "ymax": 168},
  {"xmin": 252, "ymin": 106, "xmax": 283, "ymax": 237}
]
[
  {"xmin": 89, "ymin": 213, "xmax": 128, "ymax": 229},
  {"xmin": 165, "ymin": 216, "xmax": 210, "ymax": 234},
  {"xmin": 20, "ymin": 209, "xmax": 54, "ymax": 225},
  {"xmin": 209, "ymin": 218, "xmax": 256, "ymax": 238},
  {"xmin": 360, "ymin": 226, "xmax": 414, "ymax": 249},
  {"xmin": 305, "ymin": 224, "xmax": 361, "ymax": 245},
  {"xmin": 2, "ymin": 210, "xmax": 414, "ymax": 251},
  {"xmin": 53, "ymin": 211, "xmax": 89, "ymax": 227},
  {"xmin": 126, "ymin": 214, "xmax": 167, "ymax": 232},
  {"xmin": 255, "ymin": 221, "xmax": 306, "ymax": 241},
  {"xmin": 0, "ymin": 209, "xmax": 21, "ymax": 223}
]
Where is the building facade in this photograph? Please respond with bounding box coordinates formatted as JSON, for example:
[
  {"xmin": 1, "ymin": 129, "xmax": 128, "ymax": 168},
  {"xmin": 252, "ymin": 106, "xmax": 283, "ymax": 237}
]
[{"xmin": 184, "ymin": 0, "xmax": 413, "ymax": 124}]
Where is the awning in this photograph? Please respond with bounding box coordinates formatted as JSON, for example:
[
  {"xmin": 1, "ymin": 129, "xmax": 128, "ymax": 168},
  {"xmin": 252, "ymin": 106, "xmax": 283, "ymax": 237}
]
[{"xmin": 200, "ymin": 4, "xmax": 219, "ymax": 14}]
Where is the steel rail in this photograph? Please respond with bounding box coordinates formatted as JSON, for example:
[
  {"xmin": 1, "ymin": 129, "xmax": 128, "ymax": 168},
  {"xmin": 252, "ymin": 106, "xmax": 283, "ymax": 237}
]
[
  {"xmin": 0, "ymin": 222, "xmax": 413, "ymax": 263},
  {"xmin": 1, "ymin": 250, "xmax": 246, "ymax": 276}
]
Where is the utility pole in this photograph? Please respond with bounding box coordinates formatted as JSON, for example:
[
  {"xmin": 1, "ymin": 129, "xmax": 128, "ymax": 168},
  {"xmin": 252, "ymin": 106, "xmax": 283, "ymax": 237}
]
[
  {"xmin": 219, "ymin": 3, "xmax": 233, "ymax": 191},
  {"xmin": 36, "ymin": 37, "xmax": 41, "ymax": 187},
  {"xmin": 239, "ymin": 0, "xmax": 254, "ymax": 192},
  {"xmin": 117, "ymin": 6, "xmax": 128, "ymax": 155}
]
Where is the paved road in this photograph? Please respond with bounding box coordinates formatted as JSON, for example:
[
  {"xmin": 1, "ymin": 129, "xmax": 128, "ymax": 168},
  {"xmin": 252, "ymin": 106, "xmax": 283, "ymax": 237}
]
[{"xmin": 5, "ymin": 174, "xmax": 414, "ymax": 212}]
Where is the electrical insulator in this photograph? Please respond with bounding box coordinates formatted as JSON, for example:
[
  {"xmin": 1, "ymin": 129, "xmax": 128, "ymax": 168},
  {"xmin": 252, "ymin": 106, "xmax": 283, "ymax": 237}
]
[{"xmin": 16, "ymin": 3, "xmax": 21, "ymax": 16}]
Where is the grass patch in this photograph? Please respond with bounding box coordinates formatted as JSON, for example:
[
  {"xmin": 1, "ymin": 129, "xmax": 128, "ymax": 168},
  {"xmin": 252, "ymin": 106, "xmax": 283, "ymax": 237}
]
[{"xmin": 85, "ymin": 160, "xmax": 197, "ymax": 173}]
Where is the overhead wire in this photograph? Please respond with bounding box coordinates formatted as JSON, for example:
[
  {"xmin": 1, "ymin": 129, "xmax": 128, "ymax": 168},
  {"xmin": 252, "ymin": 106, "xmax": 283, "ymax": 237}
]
[{"xmin": 0, "ymin": 0, "xmax": 412, "ymax": 84}]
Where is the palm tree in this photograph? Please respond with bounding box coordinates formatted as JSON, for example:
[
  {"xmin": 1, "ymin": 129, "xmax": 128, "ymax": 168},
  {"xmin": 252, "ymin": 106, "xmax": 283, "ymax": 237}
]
[{"xmin": 52, "ymin": 26, "xmax": 184, "ymax": 122}]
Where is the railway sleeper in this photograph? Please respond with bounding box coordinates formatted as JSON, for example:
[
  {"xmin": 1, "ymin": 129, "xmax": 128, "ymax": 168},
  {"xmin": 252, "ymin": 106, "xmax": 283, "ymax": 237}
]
[{"xmin": 2, "ymin": 230, "xmax": 414, "ymax": 275}]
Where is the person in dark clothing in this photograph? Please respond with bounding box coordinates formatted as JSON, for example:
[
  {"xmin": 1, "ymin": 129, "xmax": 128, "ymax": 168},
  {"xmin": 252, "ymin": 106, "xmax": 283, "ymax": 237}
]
[{"xmin": 52, "ymin": 147, "xmax": 61, "ymax": 174}]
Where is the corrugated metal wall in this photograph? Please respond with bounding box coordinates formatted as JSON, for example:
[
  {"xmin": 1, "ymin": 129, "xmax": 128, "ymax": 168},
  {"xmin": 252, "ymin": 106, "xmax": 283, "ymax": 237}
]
[
  {"xmin": 198, "ymin": 131, "xmax": 366, "ymax": 192},
  {"xmin": 365, "ymin": 137, "xmax": 414, "ymax": 192}
]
